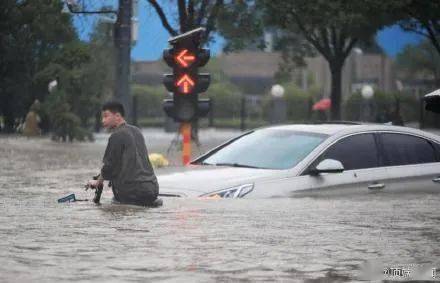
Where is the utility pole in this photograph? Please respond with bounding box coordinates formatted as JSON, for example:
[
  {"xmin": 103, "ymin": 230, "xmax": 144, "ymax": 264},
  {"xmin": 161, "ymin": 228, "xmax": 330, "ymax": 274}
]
[
  {"xmin": 65, "ymin": 0, "xmax": 133, "ymax": 122},
  {"xmin": 114, "ymin": 0, "xmax": 132, "ymax": 122}
]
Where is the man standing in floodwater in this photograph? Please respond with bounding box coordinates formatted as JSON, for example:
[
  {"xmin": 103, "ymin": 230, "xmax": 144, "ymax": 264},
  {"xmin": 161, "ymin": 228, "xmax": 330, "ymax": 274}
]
[{"xmin": 87, "ymin": 101, "xmax": 159, "ymax": 206}]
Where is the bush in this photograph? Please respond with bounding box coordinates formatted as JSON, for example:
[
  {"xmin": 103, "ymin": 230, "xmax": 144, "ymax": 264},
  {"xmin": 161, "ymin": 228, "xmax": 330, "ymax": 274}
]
[
  {"xmin": 43, "ymin": 89, "xmax": 92, "ymax": 142},
  {"xmin": 132, "ymin": 84, "xmax": 166, "ymax": 118},
  {"xmin": 208, "ymin": 82, "xmax": 242, "ymax": 119},
  {"xmin": 262, "ymin": 83, "xmax": 314, "ymax": 122},
  {"xmin": 284, "ymin": 83, "xmax": 313, "ymax": 121},
  {"xmin": 344, "ymin": 92, "xmax": 363, "ymax": 121},
  {"xmin": 132, "ymin": 81, "xmax": 245, "ymax": 124},
  {"xmin": 343, "ymin": 91, "xmax": 418, "ymax": 123}
]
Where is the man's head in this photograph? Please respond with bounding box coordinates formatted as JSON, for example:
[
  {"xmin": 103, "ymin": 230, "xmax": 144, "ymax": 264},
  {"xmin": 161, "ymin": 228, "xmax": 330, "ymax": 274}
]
[{"xmin": 101, "ymin": 101, "xmax": 125, "ymax": 129}]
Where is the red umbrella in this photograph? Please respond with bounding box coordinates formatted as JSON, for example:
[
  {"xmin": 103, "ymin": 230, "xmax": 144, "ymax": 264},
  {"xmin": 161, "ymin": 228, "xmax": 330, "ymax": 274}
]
[{"xmin": 312, "ymin": 98, "xmax": 331, "ymax": 111}]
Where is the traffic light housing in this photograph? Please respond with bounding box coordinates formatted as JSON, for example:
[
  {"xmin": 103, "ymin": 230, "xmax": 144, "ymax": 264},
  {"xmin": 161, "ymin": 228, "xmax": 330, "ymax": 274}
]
[
  {"xmin": 162, "ymin": 27, "xmax": 211, "ymax": 122},
  {"xmin": 163, "ymin": 98, "xmax": 211, "ymax": 122}
]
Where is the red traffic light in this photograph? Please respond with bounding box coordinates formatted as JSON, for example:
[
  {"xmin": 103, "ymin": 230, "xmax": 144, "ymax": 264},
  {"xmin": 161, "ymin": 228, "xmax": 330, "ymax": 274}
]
[
  {"xmin": 176, "ymin": 49, "xmax": 195, "ymax": 68},
  {"xmin": 176, "ymin": 74, "xmax": 195, "ymax": 94}
]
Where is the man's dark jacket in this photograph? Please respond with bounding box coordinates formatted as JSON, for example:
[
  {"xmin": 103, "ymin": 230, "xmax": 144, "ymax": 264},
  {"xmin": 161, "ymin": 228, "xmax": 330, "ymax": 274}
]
[{"xmin": 101, "ymin": 123, "xmax": 158, "ymax": 205}]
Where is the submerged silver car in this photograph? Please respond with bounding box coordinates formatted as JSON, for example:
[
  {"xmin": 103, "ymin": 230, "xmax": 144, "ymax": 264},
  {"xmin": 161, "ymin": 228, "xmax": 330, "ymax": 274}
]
[{"xmin": 158, "ymin": 123, "xmax": 440, "ymax": 198}]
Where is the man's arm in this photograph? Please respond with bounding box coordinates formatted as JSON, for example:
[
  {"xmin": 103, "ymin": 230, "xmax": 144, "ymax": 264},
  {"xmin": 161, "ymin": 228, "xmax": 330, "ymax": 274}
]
[{"xmin": 101, "ymin": 134, "xmax": 123, "ymax": 180}]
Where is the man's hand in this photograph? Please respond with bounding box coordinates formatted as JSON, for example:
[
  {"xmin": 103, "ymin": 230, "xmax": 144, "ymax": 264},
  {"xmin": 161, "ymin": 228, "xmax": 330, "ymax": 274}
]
[{"xmin": 86, "ymin": 179, "xmax": 103, "ymax": 189}]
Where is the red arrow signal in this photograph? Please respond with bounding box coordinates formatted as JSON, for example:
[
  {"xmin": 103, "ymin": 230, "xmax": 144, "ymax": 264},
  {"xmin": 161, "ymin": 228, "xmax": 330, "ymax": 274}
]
[
  {"xmin": 176, "ymin": 49, "xmax": 196, "ymax": 68},
  {"xmin": 176, "ymin": 74, "xmax": 195, "ymax": 94}
]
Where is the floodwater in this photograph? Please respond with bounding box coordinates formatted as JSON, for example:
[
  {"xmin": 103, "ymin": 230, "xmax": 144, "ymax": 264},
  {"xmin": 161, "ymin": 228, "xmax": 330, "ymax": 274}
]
[{"xmin": 1, "ymin": 134, "xmax": 440, "ymax": 282}]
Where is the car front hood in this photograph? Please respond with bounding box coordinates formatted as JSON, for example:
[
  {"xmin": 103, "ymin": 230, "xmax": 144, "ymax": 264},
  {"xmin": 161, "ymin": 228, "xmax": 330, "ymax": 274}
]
[{"xmin": 157, "ymin": 165, "xmax": 281, "ymax": 197}]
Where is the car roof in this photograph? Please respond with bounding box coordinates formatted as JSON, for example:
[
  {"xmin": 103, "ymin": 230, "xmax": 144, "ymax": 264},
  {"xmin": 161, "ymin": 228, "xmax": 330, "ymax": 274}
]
[
  {"xmin": 259, "ymin": 123, "xmax": 440, "ymax": 141},
  {"xmin": 261, "ymin": 123, "xmax": 361, "ymax": 135}
]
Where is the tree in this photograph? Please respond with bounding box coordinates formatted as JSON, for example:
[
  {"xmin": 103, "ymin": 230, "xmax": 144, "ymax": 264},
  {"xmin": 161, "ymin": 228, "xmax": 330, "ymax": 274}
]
[
  {"xmin": 35, "ymin": 41, "xmax": 94, "ymax": 141},
  {"xmin": 0, "ymin": 0, "xmax": 76, "ymax": 132},
  {"xmin": 80, "ymin": 19, "xmax": 116, "ymax": 129},
  {"xmin": 261, "ymin": 0, "xmax": 391, "ymax": 119},
  {"xmin": 398, "ymin": 0, "xmax": 440, "ymax": 58},
  {"xmin": 147, "ymin": 0, "xmax": 224, "ymax": 38},
  {"xmin": 213, "ymin": 2, "xmax": 315, "ymax": 85},
  {"xmin": 396, "ymin": 40, "xmax": 440, "ymax": 87},
  {"xmin": 147, "ymin": 0, "xmax": 232, "ymax": 142},
  {"xmin": 35, "ymin": 19, "xmax": 116, "ymax": 140},
  {"xmin": 215, "ymin": 1, "xmax": 265, "ymax": 51}
]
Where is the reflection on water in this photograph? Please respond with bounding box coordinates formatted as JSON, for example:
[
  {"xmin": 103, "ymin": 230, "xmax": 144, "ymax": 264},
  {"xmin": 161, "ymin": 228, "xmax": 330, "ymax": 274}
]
[{"xmin": 1, "ymin": 136, "xmax": 440, "ymax": 282}]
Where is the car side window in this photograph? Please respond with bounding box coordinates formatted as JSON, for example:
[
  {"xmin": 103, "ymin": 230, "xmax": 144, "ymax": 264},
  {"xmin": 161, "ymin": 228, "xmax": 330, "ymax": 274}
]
[
  {"xmin": 314, "ymin": 134, "xmax": 379, "ymax": 171},
  {"xmin": 434, "ymin": 143, "xmax": 440, "ymax": 160},
  {"xmin": 380, "ymin": 133, "xmax": 436, "ymax": 166}
]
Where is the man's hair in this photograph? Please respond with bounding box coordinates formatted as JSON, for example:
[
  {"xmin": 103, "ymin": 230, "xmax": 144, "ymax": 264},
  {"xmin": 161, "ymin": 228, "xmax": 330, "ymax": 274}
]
[{"xmin": 102, "ymin": 101, "xmax": 125, "ymax": 117}]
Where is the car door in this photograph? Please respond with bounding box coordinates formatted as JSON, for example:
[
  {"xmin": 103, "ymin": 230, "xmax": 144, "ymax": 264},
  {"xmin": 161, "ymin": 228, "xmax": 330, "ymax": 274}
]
[
  {"xmin": 286, "ymin": 133, "xmax": 391, "ymax": 197},
  {"xmin": 377, "ymin": 132, "xmax": 440, "ymax": 193}
]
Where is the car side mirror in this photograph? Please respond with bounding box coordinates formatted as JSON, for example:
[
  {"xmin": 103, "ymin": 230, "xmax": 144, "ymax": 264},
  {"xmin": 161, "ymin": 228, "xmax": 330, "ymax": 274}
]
[{"xmin": 310, "ymin": 159, "xmax": 344, "ymax": 176}]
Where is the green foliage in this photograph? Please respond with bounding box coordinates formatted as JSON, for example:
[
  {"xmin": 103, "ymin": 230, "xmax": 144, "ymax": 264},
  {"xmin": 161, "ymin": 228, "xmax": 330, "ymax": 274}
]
[
  {"xmin": 208, "ymin": 82, "xmax": 243, "ymax": 119},
  {"xmin": 216, "ymin": 2, "xmax": 265, "ymax": 52},
  {"xmin": 284, "ymin": 84, "xmax": 311, "ymax": 121},
  {"xmin": 36, "ymin": 21, "xmax": 114, "ymax": 141},
  {"xmin": 343, "ymin": 91, "xmax": 418, "ymax": 123},
  {"xmin": 258, "ymin": 0, "xmax": 393, "ymax": 120},
  {"xmin": 396, "ymin": 40, "xmax": 440, "ymax": 86},
  {"xmin": 0, "ymin": 1, "xmax": 114, "ymax": 137},
  {"xmin": 132, "ymin": 84, "xmax": 165, "ymax": 118},
  {"xmin": 42, "ymin": 89, "xmax": 91, "ymax": 142},
  {"xmin": 36, "ymin": 41, "xmax": 93, "ymax": 140},
  {"xmin": 204, "ymin": 57, "xmax": 230, "ymax": 84},
  {"xmin": 133, "ymin": 75, "xmax": 246, "ymax": 123},
  {"xmin": 397, "ymin": 0, "xmax": 440, "ymax": 57},
  {"xmin": 343, "ymin": 92, "xmax": 362, "ymax": 121},
  {"xmin": 397, "ymin": 92, "xmax": 419, "ymax": 122},
  {"xmin": 0, "ymin": 0, "xmax": 76, "ymax": 132},
  {"xmin": 262, "ymin": 83, "xmax": 315, "ymax": 122}
]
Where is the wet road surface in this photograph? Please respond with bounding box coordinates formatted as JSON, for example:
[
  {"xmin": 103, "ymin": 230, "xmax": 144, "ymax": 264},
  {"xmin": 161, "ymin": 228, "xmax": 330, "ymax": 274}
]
[{"xmin": 1, "ymin": 132, "xmax": 440, "ymax": 282}]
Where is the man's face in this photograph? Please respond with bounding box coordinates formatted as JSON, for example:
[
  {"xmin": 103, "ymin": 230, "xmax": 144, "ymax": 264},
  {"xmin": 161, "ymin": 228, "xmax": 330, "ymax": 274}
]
[{"xmin": 101, "ymin": 110, "xmax": 119, "ymax": 129}]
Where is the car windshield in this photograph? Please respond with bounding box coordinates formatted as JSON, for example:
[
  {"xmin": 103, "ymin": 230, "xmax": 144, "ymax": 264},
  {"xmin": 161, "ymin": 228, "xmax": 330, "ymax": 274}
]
[{"xmin": 198, "ymin": 129, "xmax": 328, "ymax": 170}]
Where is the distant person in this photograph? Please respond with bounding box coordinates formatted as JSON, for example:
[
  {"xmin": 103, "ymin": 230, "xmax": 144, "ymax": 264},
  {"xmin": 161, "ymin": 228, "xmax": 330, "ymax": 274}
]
[
  {"xmin": 87, "ymin": 101, "xmax": 160, "ymax": 206},
  {"xmin": 23, "ymin": 100, "xmax": 41, "ymax": 136}
]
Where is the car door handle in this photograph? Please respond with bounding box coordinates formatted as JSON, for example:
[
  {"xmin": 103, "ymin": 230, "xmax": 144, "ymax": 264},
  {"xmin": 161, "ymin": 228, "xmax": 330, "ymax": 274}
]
[
  {"xmin": 368, "ymin": 183, "xmax": 385, "ymax": 190},
  {"xmin": 432, "ymin": 177, "xmax": 440, "ymax": 183}
]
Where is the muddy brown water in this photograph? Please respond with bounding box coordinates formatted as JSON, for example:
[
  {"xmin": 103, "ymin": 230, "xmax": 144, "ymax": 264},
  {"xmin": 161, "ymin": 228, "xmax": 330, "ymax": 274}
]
[{"xmin": 1, "ymin": 134, "xmax": 439, "ymax": 282}]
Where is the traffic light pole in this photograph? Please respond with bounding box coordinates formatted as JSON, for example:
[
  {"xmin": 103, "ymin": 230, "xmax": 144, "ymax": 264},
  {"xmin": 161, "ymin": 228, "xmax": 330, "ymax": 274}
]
[
  {"xmin": 114, "ymin": 0, "xmax": 132, "ymax": 122},
  {"xmin": 162, "ymin": 28, "xmax": 211, "ymax": 166},
  {"xmin": 181, "ymin": 122, "xmax": 192, "ymax": 165}
]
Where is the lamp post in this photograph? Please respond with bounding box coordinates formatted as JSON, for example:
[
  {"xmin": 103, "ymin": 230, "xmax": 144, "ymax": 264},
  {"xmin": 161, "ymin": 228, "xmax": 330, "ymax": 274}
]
[
  {"xmin": 353, "ymin": 48, "xmax": 363, "ymax": 86},
  {"xmin": 271, "ymin": 84, "xmax": 285, "ymax": 98},
  {"xmin": 361, "ymin": 85, "xmax": 374, "ymax": 122},
  {"xmin": 270, "ymin": 84, "xmax": 286, "ymax": 124}
]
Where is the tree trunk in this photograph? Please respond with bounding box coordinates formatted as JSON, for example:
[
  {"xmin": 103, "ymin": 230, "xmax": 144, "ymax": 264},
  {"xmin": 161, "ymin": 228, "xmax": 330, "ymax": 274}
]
[{"xmin": 329, "ymin": 62, "xmax": 343, "ymax": 120}]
